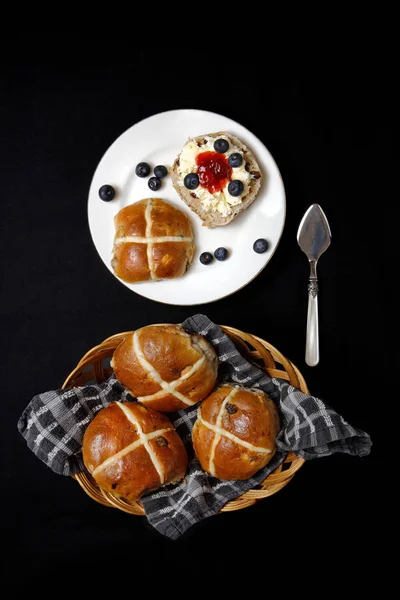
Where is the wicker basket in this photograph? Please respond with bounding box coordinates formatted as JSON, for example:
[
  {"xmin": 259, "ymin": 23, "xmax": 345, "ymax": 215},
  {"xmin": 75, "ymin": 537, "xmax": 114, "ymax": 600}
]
[{"xmin": 62, "ymin": 325, "xmax": 308, "ymax": 515}]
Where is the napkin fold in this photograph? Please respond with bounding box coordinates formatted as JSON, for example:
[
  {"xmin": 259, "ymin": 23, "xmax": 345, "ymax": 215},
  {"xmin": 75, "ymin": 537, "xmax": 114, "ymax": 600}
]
[{"xmin": 18, "ymin": 314, "xmax": 372, "ymax": 539}]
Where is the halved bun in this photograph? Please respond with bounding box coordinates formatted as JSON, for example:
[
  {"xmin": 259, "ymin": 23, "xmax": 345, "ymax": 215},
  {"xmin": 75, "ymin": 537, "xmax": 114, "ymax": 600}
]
[{"xmin": 170, "ymin": 131, "xmax": 262, "ymax": 228}]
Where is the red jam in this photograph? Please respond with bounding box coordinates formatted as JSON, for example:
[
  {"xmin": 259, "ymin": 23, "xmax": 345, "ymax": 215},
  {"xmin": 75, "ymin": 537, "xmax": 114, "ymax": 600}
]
[{"xmin": 196, "ymin": 151, "xmax": 232, "ymax": 193}]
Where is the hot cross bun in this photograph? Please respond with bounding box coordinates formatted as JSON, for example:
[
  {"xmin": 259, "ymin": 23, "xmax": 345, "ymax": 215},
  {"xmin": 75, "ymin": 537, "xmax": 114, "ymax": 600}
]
[
  {"xmin": 192, "ymin": 384, "xmax": 280, "ymax": 480},
  {"xmin": 82, "ymin": 401, "xmax": 188, "ymax": 502},
  {"xmin": 111, "ymin": 198, "xmax": 194, "ymax": 283},
  {"xmin": 170, "ymin": 132, "xmax": 262, "ymax": 228},
  {"xmin": 111, "ymin": 324, "xmax": 218, "ymax": 412}
]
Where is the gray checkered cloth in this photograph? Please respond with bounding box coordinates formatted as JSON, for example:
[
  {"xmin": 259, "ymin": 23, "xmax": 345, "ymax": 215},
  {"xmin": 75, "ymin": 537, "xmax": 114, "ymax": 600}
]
[{"xmin": 18, "ymin": 314, "xmax": 372, "ymax": 539}]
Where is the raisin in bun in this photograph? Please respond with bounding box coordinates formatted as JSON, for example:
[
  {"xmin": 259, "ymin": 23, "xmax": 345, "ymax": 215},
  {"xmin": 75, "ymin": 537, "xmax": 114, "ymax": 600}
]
[
  {"xmin": 111, "ymin": 198, "xmax": 194, "ymax": 283},
  {"xmin": 192, "ymin": 384, "xmax": 280, "ymax": 480},
  {"xmin": 82, "ymin": 401, "xmax": 187, "ymax": 502},
  {"xmin": 111, "ymin": 324, "xmax": 218, "ymax": 412}
]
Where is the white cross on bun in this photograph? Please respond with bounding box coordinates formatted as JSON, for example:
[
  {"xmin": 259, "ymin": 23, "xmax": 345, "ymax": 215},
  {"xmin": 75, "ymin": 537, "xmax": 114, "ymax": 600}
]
[
  {"xmin": 111, "ymin": 198, "xmax": 194, "ymax": 283},
  {"xmin": 192, "ymin": 384, "xmax": 280, "ymax": 480},
  {"xmin": 82, "ymin": 401, "xmax": 188, "ymax": 502},
  {"xmin": 111, "ymin": 324, "xmax": 219, "ymax": 412}
]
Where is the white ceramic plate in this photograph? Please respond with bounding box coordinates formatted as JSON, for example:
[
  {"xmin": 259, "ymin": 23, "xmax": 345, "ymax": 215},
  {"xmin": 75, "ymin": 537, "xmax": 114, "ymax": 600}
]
[{"xmin": 88, "ymin": 109, "xmax": 286, "ymax": 305}]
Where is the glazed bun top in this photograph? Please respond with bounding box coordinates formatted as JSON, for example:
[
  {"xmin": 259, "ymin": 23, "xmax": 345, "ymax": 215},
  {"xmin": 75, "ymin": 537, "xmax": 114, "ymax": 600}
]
[
  {"xmin": 111, "ymin": 324, "xmax": 219, "ymax": 412},
  {"xmin": 192, "ymin": 384, "xmax": 280, "ymax": 480},
  {"xmin": 82, "ymin": 401, "xmax": 188, "ymax": 502},
  {"xmin": 111, "ymin": 198, "xmax": 194, "ymax": 283}
]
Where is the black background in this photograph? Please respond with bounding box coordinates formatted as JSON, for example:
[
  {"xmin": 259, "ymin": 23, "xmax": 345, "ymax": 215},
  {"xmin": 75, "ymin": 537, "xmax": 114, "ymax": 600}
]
[{"xmin": 1, "ymin": 49, "xmax": 390, "ymax": 585}]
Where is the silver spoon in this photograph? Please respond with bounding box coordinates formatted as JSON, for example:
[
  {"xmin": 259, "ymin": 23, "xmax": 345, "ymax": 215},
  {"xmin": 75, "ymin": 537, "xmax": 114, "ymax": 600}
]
[{"xmin": 297, "ymin": 204, "xmax": 332, "ymax": 367}]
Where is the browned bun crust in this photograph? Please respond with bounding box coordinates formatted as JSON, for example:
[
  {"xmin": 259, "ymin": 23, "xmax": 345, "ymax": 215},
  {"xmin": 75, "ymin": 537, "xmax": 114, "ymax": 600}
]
[
  {"xmin": 111, "ymin": 198, "xmax": 194, "ymax": 283},
  {"xmin": 111, "ymin": 324, "xmax": 218, "ymax": 412},
  {"xmin": 192, "ymin": 384, "xmax": 280, "ymax": 480},
  {"xmin": 82, "ymin": 401, "xmax": 188, "ymax": 502}
]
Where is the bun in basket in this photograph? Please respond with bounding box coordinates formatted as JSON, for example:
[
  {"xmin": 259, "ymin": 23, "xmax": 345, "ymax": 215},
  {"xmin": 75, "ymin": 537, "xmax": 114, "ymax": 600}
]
[
  {"xmin": 111, "ymin": 324, "xmax": 218, "ymax": 412},
  {"xmin": 192, "ymin": 384, "xmax": 280, "ymax": 480},
  {"xmin": 111, "ymin": 198, "xmax": 194, "ymax": 283},
  {"xmin": 82, "ymin": 401, "xmax": 188, "ymax": 502},
  {"xmin": 170, "ymin": 131, "xmax": 262, "ymax": 228}
]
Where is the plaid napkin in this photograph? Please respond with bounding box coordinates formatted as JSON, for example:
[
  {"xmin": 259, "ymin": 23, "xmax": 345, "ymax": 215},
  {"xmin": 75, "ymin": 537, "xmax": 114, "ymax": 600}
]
[{"xmin": 18, "ymin": 314, "xmax": 372, "ymax": 539}]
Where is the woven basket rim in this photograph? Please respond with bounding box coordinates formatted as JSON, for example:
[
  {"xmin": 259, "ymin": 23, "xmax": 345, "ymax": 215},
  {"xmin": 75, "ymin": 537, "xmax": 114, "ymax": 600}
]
[{"xmin": 63, "ymin": 324, "xmax": 307, "ymax": 515}]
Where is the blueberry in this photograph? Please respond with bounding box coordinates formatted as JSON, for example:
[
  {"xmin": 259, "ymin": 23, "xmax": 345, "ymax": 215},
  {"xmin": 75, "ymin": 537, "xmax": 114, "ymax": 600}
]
[
  {"xmin": 135, "ymin": 162, "xmax": 151, "ymax": 177},
  {"xmin": 148, "ymin": 176, "xmax": 161, "ymax": 191},
  {"xmin": 154, "ymin": 165, "xmax": 168, "ymax": 179},
  {"xmin": 213, "ymin": 138, "xmax": 229, "ymax": 153},
  {"xmin": 184, "ymin": 173, "xmax": 199, "ymax": 190},
  {"xmin": 98, "ymin": 184, "xmax": 115, "ymax": 202},
  {"xmin": 253, "ymin": 238, "xmax": 269, "ymax": 253},
  {"xmin": 199, "ymin": 252, "xmax": 213, "ymax": 265},
  {"xmin": 228, "ymin": 180, "xmax": 244, "ymax": 196},
  {"xmin": 228, "ymin": 153, "xmax": 243, "ymax": 168},
  {"xmin": 214, "ymin": 247, "xmax": 228, "ymax": 261}
]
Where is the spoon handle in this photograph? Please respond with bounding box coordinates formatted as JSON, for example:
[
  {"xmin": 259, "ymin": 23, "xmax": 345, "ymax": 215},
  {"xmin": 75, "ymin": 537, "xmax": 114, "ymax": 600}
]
[{"xmin": 306, "ymin": 260, "xmax": 319, "ymax": 367}]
